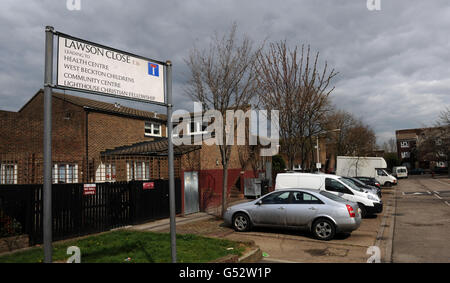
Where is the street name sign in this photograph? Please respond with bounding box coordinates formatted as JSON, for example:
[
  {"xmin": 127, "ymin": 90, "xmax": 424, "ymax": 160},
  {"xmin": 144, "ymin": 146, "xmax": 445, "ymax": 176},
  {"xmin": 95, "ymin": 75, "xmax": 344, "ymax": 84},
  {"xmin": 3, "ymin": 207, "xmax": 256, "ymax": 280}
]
[{"xmin": 57, "ymin": 34, "xmax": 165, "ymax": 104}]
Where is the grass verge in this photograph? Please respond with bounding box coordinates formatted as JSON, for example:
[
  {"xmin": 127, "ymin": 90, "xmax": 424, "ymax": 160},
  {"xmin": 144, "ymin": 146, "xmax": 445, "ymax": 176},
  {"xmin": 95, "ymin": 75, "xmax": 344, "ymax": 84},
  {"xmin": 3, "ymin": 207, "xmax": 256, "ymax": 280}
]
[{"xmin": 0, "ymin": 230, "xmax": 246, "ymax": 263}]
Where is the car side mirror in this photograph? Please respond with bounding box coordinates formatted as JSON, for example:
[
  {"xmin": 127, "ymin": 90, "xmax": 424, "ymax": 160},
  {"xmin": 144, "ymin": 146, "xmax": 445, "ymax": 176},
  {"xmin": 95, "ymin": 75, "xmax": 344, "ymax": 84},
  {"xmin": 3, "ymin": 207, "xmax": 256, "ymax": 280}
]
[{"xmin": 256, "ymin": 200, "xmax": 262, "ymax": 206}]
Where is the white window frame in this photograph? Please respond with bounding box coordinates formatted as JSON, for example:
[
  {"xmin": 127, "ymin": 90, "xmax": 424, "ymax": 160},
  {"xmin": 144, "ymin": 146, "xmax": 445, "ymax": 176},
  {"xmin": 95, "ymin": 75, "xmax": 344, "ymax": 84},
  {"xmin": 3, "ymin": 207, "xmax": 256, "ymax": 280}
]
[
  {"xmin": 293, "ymin": 164, "xmax": 302, "ymax": 171},
  {"xmin": 53, "ymin": 163, "xmax": 78, "ymax": 184},
  {"xmin": 0, "ymin": 163, "xmax": 18, "ymax": 184},
  {"xmin": 400, "ymin": 141, "xmax": 409, "ymax": 148},
  {"xmin": 436, "ymin": 161, "xmax": 448, "ymax": 168},
  {"xmin": 145, "ymin": 122, "xmax": 162, "ymax": 137},
  {"xmin": 127, "ymin": 161, "xmax": 151, "ymax": 181},
  {"xmin": 187, "ymin": 121, "xmax": 209, "ymax": 135},
  {"xmin": 95, "ymin": 163, "xmax": 116, "ymax": 183},
  {"xmin": 401, "ymin": 152, "xmax": 410, "ymax": 159}
]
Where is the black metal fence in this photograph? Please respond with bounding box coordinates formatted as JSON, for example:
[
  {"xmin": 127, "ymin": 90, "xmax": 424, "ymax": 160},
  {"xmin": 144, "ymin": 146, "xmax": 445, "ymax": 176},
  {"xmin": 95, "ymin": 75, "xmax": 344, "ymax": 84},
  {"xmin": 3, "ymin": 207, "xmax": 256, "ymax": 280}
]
[{"xmin": 0, "ymin": 179, "xmax": 181, "ymax": 245}]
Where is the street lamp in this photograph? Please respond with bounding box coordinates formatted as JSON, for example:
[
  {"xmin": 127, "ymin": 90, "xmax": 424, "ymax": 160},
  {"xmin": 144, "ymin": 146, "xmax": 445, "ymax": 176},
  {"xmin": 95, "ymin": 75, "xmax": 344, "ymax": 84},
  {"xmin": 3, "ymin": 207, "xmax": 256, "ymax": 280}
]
[{"xmin": 315, "ymin": 129, "xmax": 341, "ymax": 173}]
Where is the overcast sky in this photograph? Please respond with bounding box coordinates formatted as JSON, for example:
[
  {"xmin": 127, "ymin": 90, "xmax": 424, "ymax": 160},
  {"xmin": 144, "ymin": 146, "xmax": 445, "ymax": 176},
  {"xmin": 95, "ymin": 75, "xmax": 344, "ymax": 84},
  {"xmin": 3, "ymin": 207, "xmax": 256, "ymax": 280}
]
[{"xmin": 0, "ymin": 0, "xmax": 449, "ymax": 144}]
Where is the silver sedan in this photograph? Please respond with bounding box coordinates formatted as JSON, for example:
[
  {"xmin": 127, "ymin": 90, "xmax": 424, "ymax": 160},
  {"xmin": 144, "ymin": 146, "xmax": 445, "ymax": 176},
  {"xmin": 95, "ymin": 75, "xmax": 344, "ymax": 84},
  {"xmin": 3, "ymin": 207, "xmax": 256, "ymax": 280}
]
[{"xmin": 224, "ymin": 189, "xmax": 362, "ymax": 241}]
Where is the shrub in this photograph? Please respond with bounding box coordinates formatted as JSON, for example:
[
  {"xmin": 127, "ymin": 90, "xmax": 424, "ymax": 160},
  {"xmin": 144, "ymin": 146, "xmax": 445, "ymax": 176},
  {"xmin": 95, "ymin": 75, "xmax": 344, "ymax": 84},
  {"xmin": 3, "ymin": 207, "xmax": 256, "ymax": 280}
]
[{"xmin": 0, "ymin": 210, "xmax": 23, "ymax": 238}]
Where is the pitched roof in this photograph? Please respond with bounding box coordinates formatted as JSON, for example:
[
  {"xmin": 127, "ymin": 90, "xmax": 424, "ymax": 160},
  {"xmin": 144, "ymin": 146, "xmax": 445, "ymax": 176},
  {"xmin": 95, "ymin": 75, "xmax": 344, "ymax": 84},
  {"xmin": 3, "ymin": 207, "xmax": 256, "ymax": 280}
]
[
  {"xmin": 0, "ymin": 110, "xmax": 18, "ymax": 118},
  {"xmin": 21, "ymin": 89, "xmax": 167, "ymax": 121},
  {"xmin": 101, "ymin": 138, "xmax": 201, "ymax": 156}
]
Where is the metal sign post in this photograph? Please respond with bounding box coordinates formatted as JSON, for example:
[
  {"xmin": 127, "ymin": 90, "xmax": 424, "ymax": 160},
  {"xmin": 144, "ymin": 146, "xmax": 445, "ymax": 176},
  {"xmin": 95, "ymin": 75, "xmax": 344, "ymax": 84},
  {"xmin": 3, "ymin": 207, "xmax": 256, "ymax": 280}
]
[
  {"xmin": 43, "ymin": 26, "xmax": 54, "ymax": 263},
  {"xmin": 42, "ymin": 26, "xmax": 177, "ymax": 263},
  {"xmin": 166, "ymin": 61, "xmax": 177, "ymax": 263}
]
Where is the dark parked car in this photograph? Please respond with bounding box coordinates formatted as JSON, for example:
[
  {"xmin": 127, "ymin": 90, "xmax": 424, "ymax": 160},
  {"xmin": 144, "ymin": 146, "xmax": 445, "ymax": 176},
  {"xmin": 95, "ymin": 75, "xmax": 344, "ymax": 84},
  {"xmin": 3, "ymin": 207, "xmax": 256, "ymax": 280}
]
[
  {"xmin": 433, "ymin": 167, "xmax": 448, "ymax": 175},
  {"xmin": 342, "ymin": 177, "xmax": 381, "ymax": 198},
  {"xmin": 353, "ymin": 177, "xmax": 381, "ymax": 190},
  {"xmin": 409, "ymin": 168, "xmax": 425, "ymax": 175}
]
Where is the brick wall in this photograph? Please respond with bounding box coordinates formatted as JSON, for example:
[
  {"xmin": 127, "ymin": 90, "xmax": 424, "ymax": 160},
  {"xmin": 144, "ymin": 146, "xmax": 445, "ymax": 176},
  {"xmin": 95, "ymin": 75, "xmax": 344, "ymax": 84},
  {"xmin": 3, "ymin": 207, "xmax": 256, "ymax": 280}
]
[
  {"xmin": 87, "ymin": 111, "xmax": 162, "ymax": 159},
  {"xmin": 1, "ymin": 93, "xmax": 86, "ymax": 183},
  {"xmin": 0, "ymin": 91, "xmax": 168, "ymax": 184}
]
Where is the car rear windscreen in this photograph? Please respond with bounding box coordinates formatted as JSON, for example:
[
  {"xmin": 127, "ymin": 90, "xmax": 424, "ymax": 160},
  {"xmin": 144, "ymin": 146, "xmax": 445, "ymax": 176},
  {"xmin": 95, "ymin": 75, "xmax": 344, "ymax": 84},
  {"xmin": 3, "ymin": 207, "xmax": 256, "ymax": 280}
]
[{"xmin": 319, "ymin": 191, "xmax": 348, "ymax": 203}]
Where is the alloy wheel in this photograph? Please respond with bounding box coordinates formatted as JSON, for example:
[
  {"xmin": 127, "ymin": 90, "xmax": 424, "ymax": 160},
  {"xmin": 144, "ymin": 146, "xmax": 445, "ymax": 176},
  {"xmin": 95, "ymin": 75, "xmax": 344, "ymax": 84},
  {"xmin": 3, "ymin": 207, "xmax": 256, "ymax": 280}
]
[
  {"xmin": 315, "ymin": 221, "xmax": 332, "ymax": 239},
  {"xmin": 234, "ymin": 215, "xmax": 249, "ymax": 231}
]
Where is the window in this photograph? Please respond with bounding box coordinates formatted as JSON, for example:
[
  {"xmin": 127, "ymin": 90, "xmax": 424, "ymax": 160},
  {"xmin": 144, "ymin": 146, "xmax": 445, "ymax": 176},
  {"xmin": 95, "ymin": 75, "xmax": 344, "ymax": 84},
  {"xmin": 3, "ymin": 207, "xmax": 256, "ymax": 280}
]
[
  {"xmin": 291, "ymin": 192, "xmax": 323, "ymax": 204},
  {"xmin": 376, "ymin": 169, "xmax": 387, "ymax": 176},
  {"xmin": 400, "ymin": 141, "xmax": 409, "ymax": 148},
  {"xmin": 293, "ymin": 164, "xmax": 302, "ymax": 171},
  {"xmin": 127, "ymin": 161, "xmax": 151, "ymax": 181},
  {"xmin": 436, "ymin": 161, "xmax": 447, "ymax": 168},
  {"xmin": 320, "ymin": 191, "xmax": 347, "ymax": 202},
  {"xmin": 145, "ymin": 122, "xmax": 162, "ymax": 137},
  {"xmin": 95, "ymin": 163, "xmax": 116, "ymax": 183},
  {"xmin": 0, "ymin": 163, "xmax": 17, "ymax": 184},
  {"xmin": 325, "ymin": 178, "xmax": 353, "ymax": 195},
  {"xmin": 187, "ymin": 121, "xmax": 208, "ymax": 135},
  {"xmin": 340, "ymin": 178, "xmax": 364, "ymax": 192},
  {"xmin": 261, "ymin": 191, "xmax": 290, "ymax": 205},
  {"xmin": 105, "ymin": 164, "xmax": 116, "ymax": 182},
  {"xmin": 401, "ymin": 152, "xmax": 410, "ymax": 159},
  {"xmin": 53, "ymin": 164, "xmax": 78, "ymax": 184}
]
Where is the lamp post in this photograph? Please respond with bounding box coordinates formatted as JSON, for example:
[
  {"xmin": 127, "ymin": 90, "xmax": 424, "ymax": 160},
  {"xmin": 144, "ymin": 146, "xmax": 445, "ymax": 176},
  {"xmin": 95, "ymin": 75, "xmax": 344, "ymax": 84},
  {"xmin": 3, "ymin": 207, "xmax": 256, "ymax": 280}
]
[{"xmin": 315, "ymin": 129, "xmax": 341, "ymax": 173}]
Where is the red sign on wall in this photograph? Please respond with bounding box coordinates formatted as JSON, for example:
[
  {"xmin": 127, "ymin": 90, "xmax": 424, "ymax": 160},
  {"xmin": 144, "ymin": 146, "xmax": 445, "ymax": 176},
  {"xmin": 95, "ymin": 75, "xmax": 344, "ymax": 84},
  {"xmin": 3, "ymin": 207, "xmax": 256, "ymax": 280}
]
[
  {"xmin": 83, "ymin": 184, "xmax": 96, "ymax": 195},
  {"xmin": 143, "ymin": 182, "xmax": 155, "ymax": 190}
]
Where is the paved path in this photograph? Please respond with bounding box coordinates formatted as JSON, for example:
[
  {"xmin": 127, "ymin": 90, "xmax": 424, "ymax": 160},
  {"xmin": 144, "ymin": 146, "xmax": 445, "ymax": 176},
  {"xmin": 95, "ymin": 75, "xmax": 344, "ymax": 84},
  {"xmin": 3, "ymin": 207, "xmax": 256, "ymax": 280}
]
[
  {"xmin": 155, "ymin": 189, "xmax": 396, "ymax": 263},
  {"xmin": 392, "ymin": 176, "xmax": 450, "ymax": 263}
]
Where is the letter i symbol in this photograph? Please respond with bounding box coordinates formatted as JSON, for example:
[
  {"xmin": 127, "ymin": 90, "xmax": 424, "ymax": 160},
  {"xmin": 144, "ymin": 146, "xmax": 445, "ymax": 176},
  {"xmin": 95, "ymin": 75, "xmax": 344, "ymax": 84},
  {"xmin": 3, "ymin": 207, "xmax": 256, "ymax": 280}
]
[{"xmin": 149, "ymin": 63, "xmax": 159, "ymax": 77}]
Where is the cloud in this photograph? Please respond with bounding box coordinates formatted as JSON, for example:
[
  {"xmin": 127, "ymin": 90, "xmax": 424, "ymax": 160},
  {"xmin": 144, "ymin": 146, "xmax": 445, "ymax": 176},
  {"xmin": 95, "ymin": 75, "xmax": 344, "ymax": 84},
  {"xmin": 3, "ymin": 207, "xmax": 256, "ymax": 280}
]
[{"xmin": 0, "ymin": 0, "xmax": 448, "ymax": 144}]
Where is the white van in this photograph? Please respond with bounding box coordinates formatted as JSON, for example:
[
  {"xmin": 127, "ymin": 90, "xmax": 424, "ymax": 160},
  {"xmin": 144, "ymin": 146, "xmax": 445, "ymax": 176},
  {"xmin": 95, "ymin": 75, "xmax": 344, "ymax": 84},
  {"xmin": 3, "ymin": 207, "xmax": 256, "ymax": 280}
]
[
  {"xmin": 392, "ymin": 166, "xmax": 408, "ymax": 179},
  {"xmin": 275, "ymin": 173, "xmax": 383, "ymax": 217},
  {"xmin": 336, "ymin": 156, "xmax": 398, "ymax": 187}
]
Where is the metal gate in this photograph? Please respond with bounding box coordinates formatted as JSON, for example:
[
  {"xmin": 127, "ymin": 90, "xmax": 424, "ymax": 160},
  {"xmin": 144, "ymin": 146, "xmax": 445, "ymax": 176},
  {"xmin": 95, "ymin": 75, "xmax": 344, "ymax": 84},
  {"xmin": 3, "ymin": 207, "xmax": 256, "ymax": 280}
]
[
  {"xmin": 184, "ymin": 171, "xmax": 199, "ymax": 215},
  {"xmin": 0, "ymin": 180, "xmax": 182, "ymax": 245}
]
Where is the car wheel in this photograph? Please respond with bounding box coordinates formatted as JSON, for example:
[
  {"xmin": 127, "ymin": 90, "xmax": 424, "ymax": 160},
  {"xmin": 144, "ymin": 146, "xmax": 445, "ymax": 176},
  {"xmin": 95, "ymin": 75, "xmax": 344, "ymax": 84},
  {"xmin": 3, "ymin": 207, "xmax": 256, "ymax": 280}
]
[
  {"xmin": 312, "ymin": 218, "xmax": 336, "ymax": 241},
  {"xmin": 358, "ymin": 203, "xmax": 367, "ymax": 218},
  {"xmin": 385, "ymin": 182, "xmax": 392, "ymax": 188},
  {"xmin": 232, "ymin": 213, "xmax": 251, "ymax": 232}
]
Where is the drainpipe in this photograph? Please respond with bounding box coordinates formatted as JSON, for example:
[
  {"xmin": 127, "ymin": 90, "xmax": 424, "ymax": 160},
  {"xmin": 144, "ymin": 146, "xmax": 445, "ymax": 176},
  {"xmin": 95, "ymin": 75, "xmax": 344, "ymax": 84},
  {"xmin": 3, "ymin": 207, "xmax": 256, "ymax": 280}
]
[{"xmin": 85, "ymin": 109, "xmax": 89, "ymax": 183}]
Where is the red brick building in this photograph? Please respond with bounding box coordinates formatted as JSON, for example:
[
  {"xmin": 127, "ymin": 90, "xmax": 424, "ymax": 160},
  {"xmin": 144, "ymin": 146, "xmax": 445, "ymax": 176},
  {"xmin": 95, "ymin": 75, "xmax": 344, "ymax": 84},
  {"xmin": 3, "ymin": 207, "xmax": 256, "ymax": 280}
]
[
  {"xmin": 396, "ymin": 127, "xmax": 448, "ymax": 170},
  {"xmin": 0, "ymin": 89, "xmax": 271, "ymax": 214},
  {"xmin": 0, "ymin": 89, "xmax": 167, "ymax": 184}
]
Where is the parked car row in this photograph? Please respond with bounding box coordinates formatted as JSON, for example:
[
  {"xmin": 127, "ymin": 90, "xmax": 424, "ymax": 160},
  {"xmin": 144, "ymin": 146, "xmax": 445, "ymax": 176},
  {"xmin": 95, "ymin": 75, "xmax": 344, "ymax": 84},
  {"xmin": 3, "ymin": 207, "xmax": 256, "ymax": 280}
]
[
  {"xmin": 224, "ymin": 172, "xmax": 385, "ymax": 241},
  {"xmin": 336, "ymin": 156, "xmax": 398, "ymax": 187}
]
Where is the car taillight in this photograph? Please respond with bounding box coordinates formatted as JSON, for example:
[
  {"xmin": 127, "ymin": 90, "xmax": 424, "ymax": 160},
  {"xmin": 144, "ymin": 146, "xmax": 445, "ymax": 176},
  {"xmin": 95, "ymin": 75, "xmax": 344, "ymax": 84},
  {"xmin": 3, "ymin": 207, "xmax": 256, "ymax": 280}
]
[{"xmin": 346, "ymin": 204, "xmax": 356, "ymax": 218}]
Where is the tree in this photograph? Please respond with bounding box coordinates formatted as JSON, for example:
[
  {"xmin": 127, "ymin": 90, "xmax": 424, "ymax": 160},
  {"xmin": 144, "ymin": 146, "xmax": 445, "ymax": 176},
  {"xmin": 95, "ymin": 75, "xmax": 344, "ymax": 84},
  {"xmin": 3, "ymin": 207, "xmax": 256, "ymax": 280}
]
[
  {"xmin": 418, "ymin": 107, "xmax": 450, "ymax": 175},
  {"xmin": 384, "ymin": 152, "xmax": 400, "ymax": 171},
  {"xmin": 255, "ymin": 41, "xmax": 337, "ymax": 170},
  {"xmin": 325, "ymin": 110, "xmax": 377, "ymax": 158},
  {"xmin": 272, "ymin": 154, "xmax": 286, "ymax": 173},
  {"xmin": 185, "ymin": 23, "xmax": 261, "ymax": 216},
  {"xmin": 381, "ymin": 138, "xmax": 397, "ymax": 153}
]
